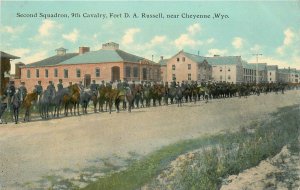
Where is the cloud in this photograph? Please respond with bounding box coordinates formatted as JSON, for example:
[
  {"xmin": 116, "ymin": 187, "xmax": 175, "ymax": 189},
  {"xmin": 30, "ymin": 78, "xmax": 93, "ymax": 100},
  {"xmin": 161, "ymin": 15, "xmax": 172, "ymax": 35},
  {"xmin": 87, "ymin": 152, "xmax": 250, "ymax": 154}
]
[
  {"xmin": 149, "ymin": 35, "xmax": 166, "ymax": 46},
  {"xmin": 122, "ymin": 28, "xmax": 141, "ymax": 45},
  {"xmin": 276, "ymin": 27, "xmax": 297, "ymax": 55},
  {"xmin": 174, "ymin": 34, "xmax": 202, "ymax": 49},
  {"xmin": 206, "ymin": 38, "xmax": 215, "ymax": 44},
  {"xmin": 10, "ymin": 48, "xmax": 30, "ymax": 58},
  {"xmin": 62, "ymin": 29, "xmax": 79, "ymax": 43},
  {"xmin": 283, "ymin": 28, "xmax": 295, "ymax": 46},
  {"xmin": 1, "ymin": 25, "xmax": 26, "ymax": 34},
  {"xmin": 250, "ymin": 44, "xmax": 262, "ymax": 53},
  {"xmin": 207, "ymin": 48, "xmax": 228, "ymax": 56},
  {"xmin": 232, "ymin": 37, "xmax": 244, "ymax": 49},
  {"xmin": 187, "ymin": 23, "xmax": 201, "ymax": 35},
  {"xmin": 38, "ymin": 20, "xmax": 57, "ymax": 36}
]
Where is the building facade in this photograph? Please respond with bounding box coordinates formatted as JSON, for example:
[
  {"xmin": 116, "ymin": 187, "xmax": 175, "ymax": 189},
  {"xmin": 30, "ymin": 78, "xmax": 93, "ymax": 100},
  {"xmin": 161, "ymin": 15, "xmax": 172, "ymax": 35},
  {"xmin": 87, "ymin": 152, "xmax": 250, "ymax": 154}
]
[
  {"xmin": 163, "ymin": 51, "xmax": 212, "ymax": 83},
  {"xmin": 18, "ymin": 42, "xmax": 160, "ymax": 92},
  {"xmin": 267, "ymin": 65, "xmax": 279, "ymax": 83},
  {"xmin": 207, "ymin": 55, "xmax": 244, "ymax": 84},
  {"xmin": 0, "ymin": 51, "xmax": 19, "ymax": 96}
]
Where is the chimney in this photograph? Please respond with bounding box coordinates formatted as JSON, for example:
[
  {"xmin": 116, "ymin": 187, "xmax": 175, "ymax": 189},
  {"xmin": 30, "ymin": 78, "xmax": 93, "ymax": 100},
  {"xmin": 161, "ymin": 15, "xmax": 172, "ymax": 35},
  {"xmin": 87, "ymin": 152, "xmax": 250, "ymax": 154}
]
[
  {"xmin": 15, "ymin": 62, "xmax": 25, "ymax": 79},
  {"xmin": 55, "ymin": 47, "xmax": 67, "ymax": 56},
  {"xmin": 79, "ymin": 47, "xmax": 90, "ymax": 54},
  {"xmin": 160, "ymin": 56, "xmax": 163, "ymax": 60}
]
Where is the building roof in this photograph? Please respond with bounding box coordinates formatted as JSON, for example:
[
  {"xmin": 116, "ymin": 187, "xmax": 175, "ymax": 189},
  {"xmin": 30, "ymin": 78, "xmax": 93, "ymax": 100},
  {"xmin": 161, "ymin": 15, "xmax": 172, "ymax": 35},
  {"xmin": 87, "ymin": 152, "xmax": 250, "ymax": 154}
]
[
  {"xmin": 158, "ymin": 59, "xmax": 169, "ymax": 66},
  {"xmin": 59, "ymin": 49, "xmax": 146, "ymax": 65},
  {"xmin": 267, "ymin": 65, "xmax": 278, "ymax": 70},
  {"xmin": 182, "ymin": 52, "xmax": 207, "ymax": 63},
  {"xmin": 242, "ymin": 61, "xmax": 257, "ymax": 70},
  {"xmin": 205, "ymin": 55, "xmax": 242, "ymax": 66},
  {"xmin": 0, "ymin": 51, "xmax": 20, "ymax": 59},
  {"xmin": 25, "ymin": 53, "xmax": 78, "ymax": 67}
]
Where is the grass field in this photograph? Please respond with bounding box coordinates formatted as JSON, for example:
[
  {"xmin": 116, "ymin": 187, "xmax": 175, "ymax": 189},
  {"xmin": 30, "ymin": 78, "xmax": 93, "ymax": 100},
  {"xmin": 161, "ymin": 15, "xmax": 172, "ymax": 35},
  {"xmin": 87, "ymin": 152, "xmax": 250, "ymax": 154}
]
[{"xmin": 82, "ymin": 105, "xmax": 299, "ymax": 190}]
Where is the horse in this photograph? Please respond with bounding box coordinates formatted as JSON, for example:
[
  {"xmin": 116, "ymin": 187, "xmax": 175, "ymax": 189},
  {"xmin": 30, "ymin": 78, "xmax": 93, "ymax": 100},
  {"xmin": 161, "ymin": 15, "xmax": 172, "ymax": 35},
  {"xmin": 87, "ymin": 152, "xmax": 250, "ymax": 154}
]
[
  {"xmin": 143, "ymin": 86, "xmax": 152, "ymax": 107},
  {"xmin": 168, "ymin": 86, "xmax": 177, "ymax": 104},
  {"xmin": 0, "ymin": 101, "xmax": 7, "ymax": 124},
  {"xmin": 11, "ymin": 90, "xmax": 21, "ymax": 124},
  {"xmin": 69, "ymin": 84, "xmax": 81, "ymax": 115},
  {"xmin": 175, "ymin": 86, "xmax": 184, "ymax": 107},
  {"xmin": 124, "ymin": 87, "xmax": 134, "ymax": 112},
  {"xmin": 98, "ymin": 86, "xmax": 109, "ymax": 112},
  {"xmin": 23, "ymin": 91, "xmax": 38, "ymax": 122},
  {"xmin": 52, "ymin": 88, "xmax": 70, "ymax": 117},
  {"xmin": 80, "ymin": 90, "xmax": 92, "ymax": 114},
  {"xmin": 134, "ymin": 84, "xmax": 144, "ymax": 108},
  {"xmin": 39, "ymin": 89, "xmax": 55, "ymax": 119}
]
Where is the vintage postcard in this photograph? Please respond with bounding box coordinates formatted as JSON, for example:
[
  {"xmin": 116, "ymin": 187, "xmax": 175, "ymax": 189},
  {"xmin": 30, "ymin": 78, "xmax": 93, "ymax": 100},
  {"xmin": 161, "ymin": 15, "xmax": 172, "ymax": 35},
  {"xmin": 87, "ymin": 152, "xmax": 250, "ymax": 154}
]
[{"xmin": 0, "ymin": 1, "xmax": 300, "ymax": 190}]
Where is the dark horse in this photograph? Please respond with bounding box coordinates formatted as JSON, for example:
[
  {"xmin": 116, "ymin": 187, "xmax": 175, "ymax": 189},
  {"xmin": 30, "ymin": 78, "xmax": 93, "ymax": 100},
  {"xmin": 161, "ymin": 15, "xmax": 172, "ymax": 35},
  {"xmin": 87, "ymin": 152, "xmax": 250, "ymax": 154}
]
[
  {"xmin": 23, "ymin": 90, "xmax": 38, "ymax": 122},
  {"xmin": 175, "ymin": 86, "xmax": 184, "ymax": 107},
  {"xmin": 39, "ymin": 89, "xmax": 55, "ymax": 119},
  {"xmin": 11, "ymin": 90, "xmax": 21, "ymax": 124}
]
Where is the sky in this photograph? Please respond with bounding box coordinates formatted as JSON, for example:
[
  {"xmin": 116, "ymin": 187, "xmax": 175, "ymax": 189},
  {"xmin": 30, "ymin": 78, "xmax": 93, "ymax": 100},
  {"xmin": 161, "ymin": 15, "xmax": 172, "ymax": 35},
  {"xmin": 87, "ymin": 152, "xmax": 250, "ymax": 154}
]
[{"xmin": 1, "ymin": 1, "xmax": 300, "ymax": 74}]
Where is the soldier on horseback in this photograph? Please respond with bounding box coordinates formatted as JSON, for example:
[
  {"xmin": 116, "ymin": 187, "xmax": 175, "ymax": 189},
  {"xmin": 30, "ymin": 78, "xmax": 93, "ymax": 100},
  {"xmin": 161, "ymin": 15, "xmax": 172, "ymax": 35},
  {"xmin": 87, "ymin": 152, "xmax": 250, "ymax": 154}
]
[
  {"xmin": 90, "ymin": 80, "xmax": 98, "ymax": 96},
  {"xmin": 19, "ymin": 82, "xmax": 27, "ymax": 103},
  {"xmin": 35, "ymin": 81, "xmax": 43, "ymax": 102},
  {"xmin": 47, "ymin": 81, "xmax": 56, "ymax": 92},
  {"xmin": 78, "ymin": 81, "xmax": 84, "ymax": 92},
  {"xmin": 57, "ymin": 79, "xmax": 63, "ymax": 92}
]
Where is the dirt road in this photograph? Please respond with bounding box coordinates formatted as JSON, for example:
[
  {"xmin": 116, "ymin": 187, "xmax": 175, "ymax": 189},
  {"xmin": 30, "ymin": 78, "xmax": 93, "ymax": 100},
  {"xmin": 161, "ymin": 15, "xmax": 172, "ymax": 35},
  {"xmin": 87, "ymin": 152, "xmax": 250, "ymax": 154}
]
[{"xmin": 0, "ymin": 91, "xmax": 299, "ymax": 189}]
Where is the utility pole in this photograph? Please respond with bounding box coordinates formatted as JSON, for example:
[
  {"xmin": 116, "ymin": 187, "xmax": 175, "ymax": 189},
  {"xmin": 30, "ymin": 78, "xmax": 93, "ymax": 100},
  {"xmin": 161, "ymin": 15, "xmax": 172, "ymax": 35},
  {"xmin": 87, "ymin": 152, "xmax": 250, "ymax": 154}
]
[{"xmin": 253, "ymin": 53, "xmax": 262, "ymax": 84}]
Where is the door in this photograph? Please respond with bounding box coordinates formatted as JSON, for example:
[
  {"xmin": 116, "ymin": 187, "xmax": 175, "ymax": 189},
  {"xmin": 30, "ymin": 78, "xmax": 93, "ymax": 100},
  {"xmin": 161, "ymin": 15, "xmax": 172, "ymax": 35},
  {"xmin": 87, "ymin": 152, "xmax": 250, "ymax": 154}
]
[
  {"xmin": 84, "ymin": 74, "xmax": 91, "ymax": 87},
  {"xmin": 111, "ymin": 66, "xmax": 120, "ymax": 82}
]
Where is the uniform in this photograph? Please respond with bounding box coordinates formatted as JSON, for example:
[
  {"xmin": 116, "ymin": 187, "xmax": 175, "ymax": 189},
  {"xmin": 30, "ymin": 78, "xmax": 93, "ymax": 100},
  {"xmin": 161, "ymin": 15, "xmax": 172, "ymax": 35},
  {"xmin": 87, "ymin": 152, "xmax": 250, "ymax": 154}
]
[
  {"xmin": 19, "ymin": 85, "xmax": 27, "ymax": 102},
  {"xmin": 57, "ymin": 83, "xmax": 63, "ymax": 92}
]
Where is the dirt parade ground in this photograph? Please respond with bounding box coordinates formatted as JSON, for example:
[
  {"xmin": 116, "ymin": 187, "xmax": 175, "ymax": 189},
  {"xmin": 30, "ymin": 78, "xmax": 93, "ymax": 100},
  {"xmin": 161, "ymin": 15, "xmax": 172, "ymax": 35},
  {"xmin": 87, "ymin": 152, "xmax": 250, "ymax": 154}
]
[{"xmin": 0, "ymin": 90, "xmax": 299, "ymax": 189}]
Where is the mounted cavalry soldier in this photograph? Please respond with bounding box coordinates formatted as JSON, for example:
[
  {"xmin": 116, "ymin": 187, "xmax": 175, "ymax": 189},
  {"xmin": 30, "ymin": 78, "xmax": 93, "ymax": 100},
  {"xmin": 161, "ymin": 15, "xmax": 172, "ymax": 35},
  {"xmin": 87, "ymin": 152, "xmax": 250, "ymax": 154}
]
[
  {"xmin": 47, "ymin": 81, "xmax": 56, "ymax": 92},
  {"xmin": 90, "ymin": 80, "xmax": 98, "ymax": 95},
  {"xmin": 57, "ymin": 79, "xmax": 64, "ymax": 92},
  {"xmin": 19, "ymin": 82, "xmax": 27, "ymax": 103},
  {"xmin": 34, "ymin": 81, "xmax": 43, "ymax": 102},
  {"xmin": 5, "ymin": 81, "xmax": 15, "ymax": 112},
  {"xmin": 78, "ymin": 81, "xmax": 84, "ymax": 92},
  {"xmin": 99, "ymin": 80, "xmax": 105, "ymax": 90}
]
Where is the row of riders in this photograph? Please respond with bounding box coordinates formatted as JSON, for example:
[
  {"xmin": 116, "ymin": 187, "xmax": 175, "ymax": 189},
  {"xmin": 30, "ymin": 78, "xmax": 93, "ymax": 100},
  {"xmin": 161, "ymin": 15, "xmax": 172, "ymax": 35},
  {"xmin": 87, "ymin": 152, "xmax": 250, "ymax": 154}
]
[{"xmin": 0, "ymin": 79, "xmax": 293, "ymax": 124}]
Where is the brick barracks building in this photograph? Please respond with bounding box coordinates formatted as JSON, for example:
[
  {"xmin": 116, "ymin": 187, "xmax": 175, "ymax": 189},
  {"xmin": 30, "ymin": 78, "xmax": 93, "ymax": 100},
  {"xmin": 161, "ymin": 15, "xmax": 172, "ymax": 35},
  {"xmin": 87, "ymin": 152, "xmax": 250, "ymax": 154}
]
[{"xmin": 15, "ymin": 42, "xmax": 161, "ymax": 92}]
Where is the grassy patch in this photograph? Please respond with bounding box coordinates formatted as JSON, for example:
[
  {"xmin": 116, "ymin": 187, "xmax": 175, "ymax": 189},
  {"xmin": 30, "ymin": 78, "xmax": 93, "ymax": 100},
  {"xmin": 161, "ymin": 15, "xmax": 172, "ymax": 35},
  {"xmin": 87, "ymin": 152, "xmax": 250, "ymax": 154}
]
[{"xmin": 83, "ymin": 105, "xmax": 299, "ymax": 190}]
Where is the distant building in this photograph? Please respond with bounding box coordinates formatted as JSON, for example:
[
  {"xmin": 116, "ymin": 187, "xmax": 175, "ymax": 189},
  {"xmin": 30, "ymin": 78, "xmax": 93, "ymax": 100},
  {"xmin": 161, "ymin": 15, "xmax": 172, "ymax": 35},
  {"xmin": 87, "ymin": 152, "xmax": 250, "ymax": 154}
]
[
  {"xmin": 242, "ymin": 61, "xmax": 256, "ymax": 83},
  {"xmin": 0, "ymin": 51, "xmax": 19, "ymax": 96},
  {"xmin": 158, "ymin": 56, "xmax": 168, "ymax": 82},
  {"xmin": 162, "ymin": 50, "xmax": 212, "ymax": 83},
  {"xmin": 19, "ymin": 42, "xmax": 160, "ymax": 92},
  {"xmin": 207, "ymin": 55, "xmax": 244, "ymax": 84},
  {"xmin": 267, "ymin": 65, "xmax": 279, "ymax": 83},
  {"xmin": 278, "ymin": 67, "xmax": 298, "ymax": 83}
]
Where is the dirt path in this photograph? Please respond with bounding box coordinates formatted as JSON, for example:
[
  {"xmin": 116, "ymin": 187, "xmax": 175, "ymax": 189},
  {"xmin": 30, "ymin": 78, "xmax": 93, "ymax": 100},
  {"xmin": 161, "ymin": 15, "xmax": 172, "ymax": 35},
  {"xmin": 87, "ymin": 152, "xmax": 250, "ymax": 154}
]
[{"xmin": 0, "ymin": 91, "xmax": 299, "ymax": 189}]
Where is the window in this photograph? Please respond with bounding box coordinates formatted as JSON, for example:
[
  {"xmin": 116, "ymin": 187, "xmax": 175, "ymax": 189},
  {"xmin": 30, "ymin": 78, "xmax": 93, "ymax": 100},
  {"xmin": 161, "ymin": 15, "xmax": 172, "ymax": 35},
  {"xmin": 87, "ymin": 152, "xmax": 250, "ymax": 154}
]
[
  {"xmin": 133, "ymin": 67, "xmax": 138, "ymax": 77},
  {"xmin": 54, "ymin": 68, "xmax": 58, "ymax": 77},
  {"xmin": 172, "ymin": 65, "xmax": 176, "ymax": 70},
  {"xmin": 270, "ymin": 72, "xmax": 272, "ymax": 76},
  {"xmin": 228, "ymin": 75, "xmax": 231, "ymax": 80},
  {"xmin": 45, "ymin": 69, "xmax": 49, "ymax": 78},
  {"xmin": 182, "ymin": 57, "xmax": 185, "ymax": 62},
  {"xmin": 126, "ymin": 66, "xmax": 131, "ymax": 77},
  {"xmin": 172, "ymin": 74, "xmax": 176, "ymax": 80},
  {"xmin": 188, "ymin": 64, "xmax": 191, "ymax": 70},
  {"xmin": 76, "ymin": 69, "xmax": 81, "ymax": 78},
  {"xmin": 220, "ymin": 67, "xmax": 222, "ymax": 72},
  {"xmin": 95, "ymin": 68, "xmax": 100, "ymax": 77},
  {"xmin": 36, "ymin": 69, "xmax": 39, "ymax": 78},
  {"xmin": 27, "ymin": 70, "xmax": 30, "ymax": 78},
  {"xmin": 64, "ymin": 69, "xmax": 68, "ymax": 78},
  {"xmin": 143, "ymin": 68, "xmax": 147, "ymax": 80},
  {"xmin": 188, "ymin": 73, "xmax": 191, "ymax": 80},
  {"xmin": 228, "ymin": 67, "xmax": 231, "ymax": 72},
  {"xmin": 177, "ymin": 58, "xmax": 180, "ymax": 62},
  {"xmin": 220, "ymin": 75, "xmax": 223, "ymax": 80},
  {"xmin": 270, "ymin": 78, "xmax": 271, "ymax": 81}
]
